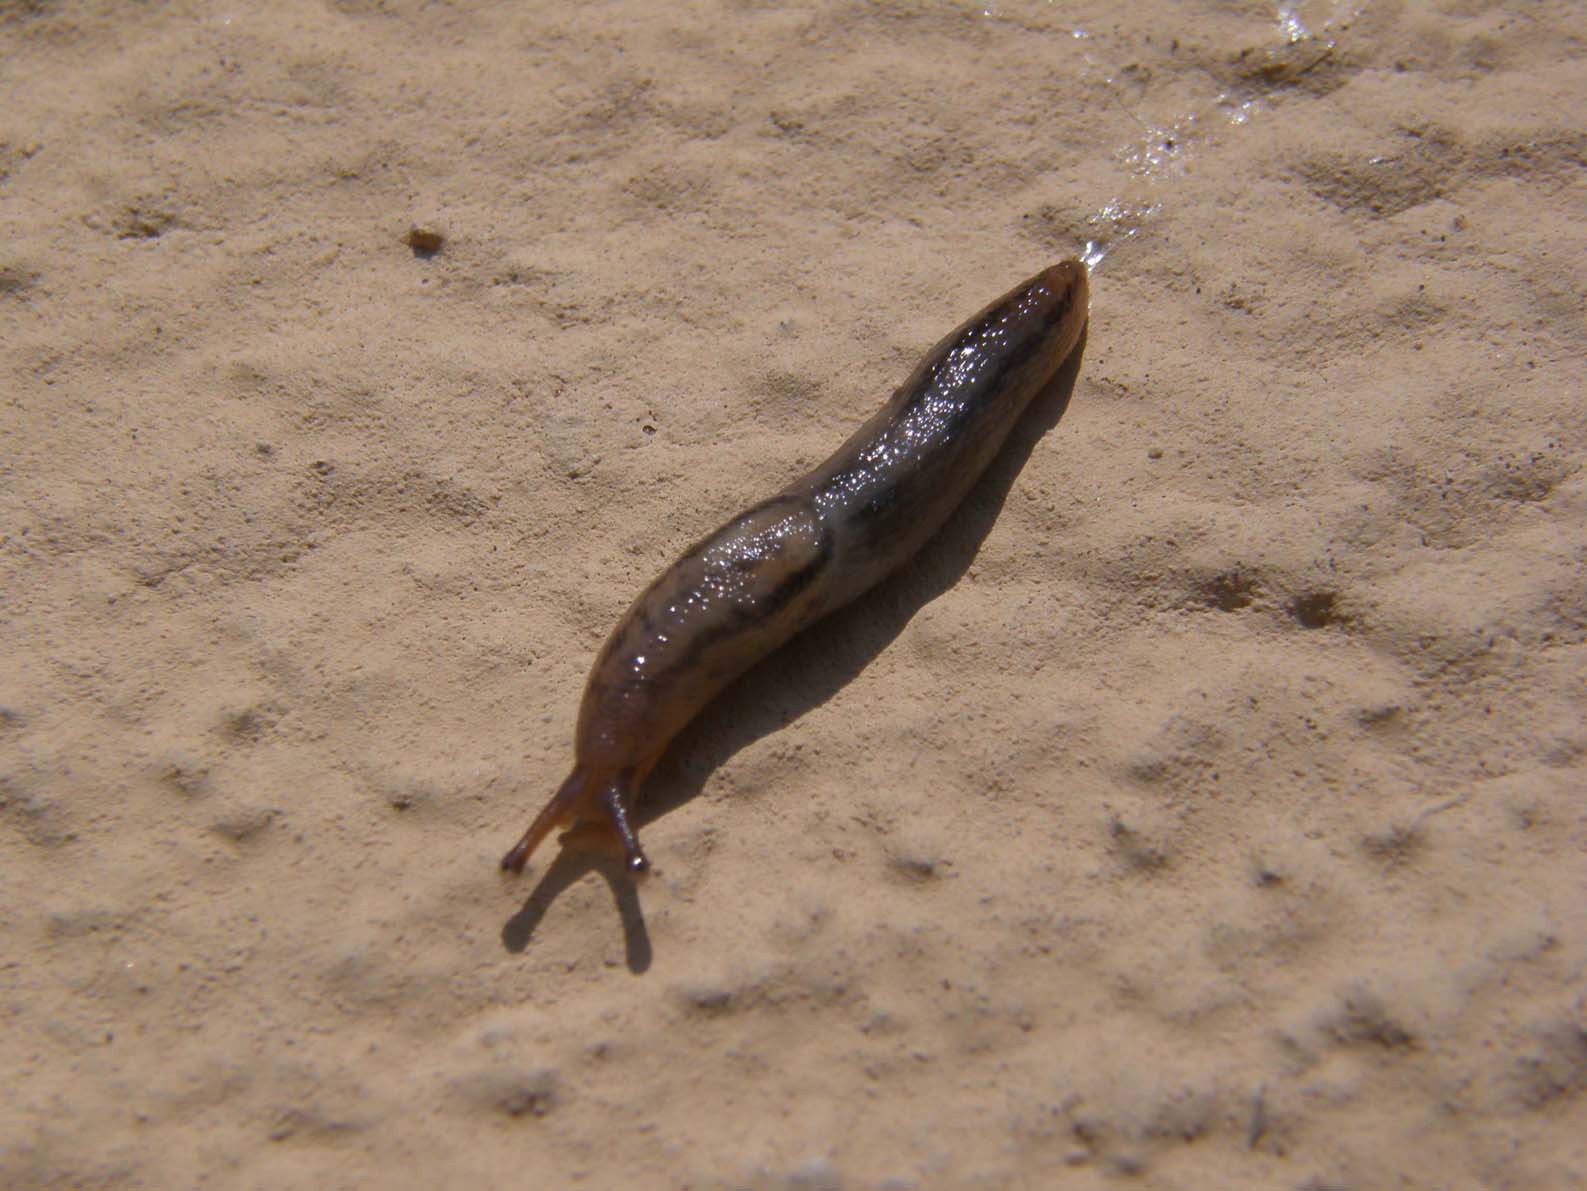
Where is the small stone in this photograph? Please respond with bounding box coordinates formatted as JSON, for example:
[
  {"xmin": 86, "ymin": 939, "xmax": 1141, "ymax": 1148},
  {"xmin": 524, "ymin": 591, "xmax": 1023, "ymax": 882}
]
[{"xmin": 405, "ymin": 226, "xmax": 444, "ymax": 256}]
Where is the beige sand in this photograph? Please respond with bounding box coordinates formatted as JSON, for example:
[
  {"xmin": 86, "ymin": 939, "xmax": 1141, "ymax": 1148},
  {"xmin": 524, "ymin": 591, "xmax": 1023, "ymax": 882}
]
[{"xmin": 3, "ymin": 1, "xmax": 1584, "ymax": 1187}]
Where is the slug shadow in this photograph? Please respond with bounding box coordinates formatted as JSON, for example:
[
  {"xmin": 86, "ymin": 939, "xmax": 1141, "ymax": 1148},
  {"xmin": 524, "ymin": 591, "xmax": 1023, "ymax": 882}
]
[
  {"xmin": 501, "ymin": 331, "xmax": 1087, "ymax": 971},
  {"xmin": 501, "ymin": 847, "xmax": 652, "ymax": 971}
]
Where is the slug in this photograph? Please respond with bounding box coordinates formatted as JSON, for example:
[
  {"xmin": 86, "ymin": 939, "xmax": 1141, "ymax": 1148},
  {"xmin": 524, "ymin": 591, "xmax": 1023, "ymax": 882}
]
[{"xmin": 502, "ymin": 260, "xmax": 1089, "ymax": 875}]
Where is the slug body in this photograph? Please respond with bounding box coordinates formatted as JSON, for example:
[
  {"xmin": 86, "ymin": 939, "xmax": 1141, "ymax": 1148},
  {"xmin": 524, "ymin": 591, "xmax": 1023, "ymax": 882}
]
[{"xmin": 502, "ymin": 260, "xmax": 1089, "ymax": 875}]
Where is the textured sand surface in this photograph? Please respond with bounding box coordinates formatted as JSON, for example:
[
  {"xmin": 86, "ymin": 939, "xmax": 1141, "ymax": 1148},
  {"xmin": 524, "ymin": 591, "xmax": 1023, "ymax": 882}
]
[{"xmin": 3, "ymin": 1, "xmax": 1585, "ymax": 1187}]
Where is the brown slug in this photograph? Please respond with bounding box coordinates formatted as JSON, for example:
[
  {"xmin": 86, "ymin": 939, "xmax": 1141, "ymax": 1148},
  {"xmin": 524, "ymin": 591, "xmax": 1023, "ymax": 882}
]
[{"xmin": 502, "ymin": 260, "xmax": 1089, "ymax": 875}]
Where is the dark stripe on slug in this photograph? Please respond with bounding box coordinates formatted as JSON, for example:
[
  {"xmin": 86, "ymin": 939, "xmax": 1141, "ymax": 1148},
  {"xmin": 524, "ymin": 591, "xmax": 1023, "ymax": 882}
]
[
  {"xmin": 658, "ymin": 497, "xmax": 833, "ymax": 679},
  {"xmin": 635, "ymin": 602, "xmax": 659, "ymax": 637},
  {"xmin": 929, "ymin": 314, "xmax": 1052, "ymax": 414},
  {"xmin": 862, "ymin": 484, "xmax": 899, "ymax": 522},
  {"xmin": 733, "ymin": 496, "xmax": 833, "ymax": 621}
]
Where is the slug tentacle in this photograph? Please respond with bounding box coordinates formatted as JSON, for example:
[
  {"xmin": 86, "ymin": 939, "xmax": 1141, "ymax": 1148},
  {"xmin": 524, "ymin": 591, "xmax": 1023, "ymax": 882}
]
[
  {"xmin": 600, "ymin": 777, "xmax": 650, "ymax": 873},
  {"xmin": 501, "ymin": 260, "xmax": 1089, "ymax": 879},
  {"xmin": 500, "ymin": 770, "xmax": 586, "ymax": 873}
]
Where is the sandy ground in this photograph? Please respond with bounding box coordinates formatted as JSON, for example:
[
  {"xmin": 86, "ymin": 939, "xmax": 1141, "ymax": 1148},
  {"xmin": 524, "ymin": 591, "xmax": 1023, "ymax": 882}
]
[{"xmin": 3, "ymin": 1, "xmax": 1585, "ymax": 1187}]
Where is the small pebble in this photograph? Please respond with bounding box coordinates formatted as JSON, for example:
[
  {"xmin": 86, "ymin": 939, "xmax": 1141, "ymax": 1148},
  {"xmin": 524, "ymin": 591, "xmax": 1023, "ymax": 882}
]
[{"xmin": 405, "ymin": 226, "xmax": 444, "ymax": 256}]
